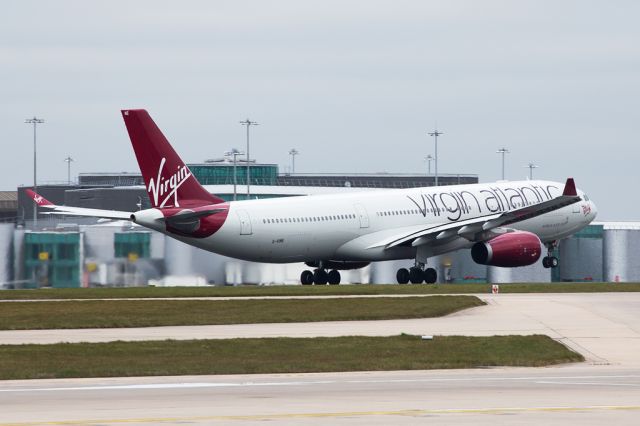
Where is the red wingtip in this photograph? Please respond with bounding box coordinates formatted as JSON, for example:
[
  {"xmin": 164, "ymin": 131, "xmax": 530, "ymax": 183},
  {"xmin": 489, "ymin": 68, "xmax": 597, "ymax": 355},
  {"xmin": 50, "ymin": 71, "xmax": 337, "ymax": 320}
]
[
  {"xmin": 25, "ymin": 189, "xmax": 53, "ymax": 206},
  {"xmin": 562, "ymin": 178, "xmax": 577, "ymax": 196}
]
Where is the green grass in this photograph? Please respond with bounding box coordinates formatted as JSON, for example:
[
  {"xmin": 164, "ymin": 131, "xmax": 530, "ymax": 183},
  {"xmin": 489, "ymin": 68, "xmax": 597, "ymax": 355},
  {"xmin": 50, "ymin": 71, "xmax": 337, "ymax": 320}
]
[
  {"xmin": 0, "ymin": 296, "xmax": 484, "ymax": 330},
  {"xmin": 2, "ymin": 282, "xmax": 640, "ymax": 300},
  {"xmin": 0, "ymin": 334, "xmax": 583, "ymax": 380}
]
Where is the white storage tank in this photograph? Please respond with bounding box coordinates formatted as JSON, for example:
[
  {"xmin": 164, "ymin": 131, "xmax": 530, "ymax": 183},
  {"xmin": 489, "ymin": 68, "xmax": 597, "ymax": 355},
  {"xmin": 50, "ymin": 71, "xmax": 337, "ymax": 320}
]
[
  {"xmin": 559, "ymin": 224, "xmax": 603, "ymax": 281},
  {"xmin": 603, "ymin": 222, "xmax": 640, "ymax": 282},
  {"xmin": 487, "ymin": 262, "xmax": 550, "ymax": 283},
  {"xmin": 0, "ymin": 223, "xmax": 14, "ymax": 285}
]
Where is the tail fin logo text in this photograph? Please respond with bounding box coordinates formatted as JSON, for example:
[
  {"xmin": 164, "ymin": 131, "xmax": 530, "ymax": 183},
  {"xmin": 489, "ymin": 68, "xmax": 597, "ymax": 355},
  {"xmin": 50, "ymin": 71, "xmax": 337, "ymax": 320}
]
[{"xmin": 148, "ymin": 157, "xmax": 192, "ymax": 207}]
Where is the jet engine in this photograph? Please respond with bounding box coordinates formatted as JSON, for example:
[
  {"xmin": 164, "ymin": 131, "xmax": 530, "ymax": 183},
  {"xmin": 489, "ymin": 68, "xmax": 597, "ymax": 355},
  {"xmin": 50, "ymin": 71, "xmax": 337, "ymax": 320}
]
[{"xmin": 471, "ymin": 231, "xmax": 542, "ymax": 267}]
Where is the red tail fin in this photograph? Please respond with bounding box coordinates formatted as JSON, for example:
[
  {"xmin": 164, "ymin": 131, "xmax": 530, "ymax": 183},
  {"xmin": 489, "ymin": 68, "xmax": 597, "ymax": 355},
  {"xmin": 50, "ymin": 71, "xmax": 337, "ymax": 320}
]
[
  {"xmin": 25, "ymin": 189, "xmax": 53, "ymax": 206},
  {"xmin": 121, "ymin": 109, "xmax": 224, "ymax": 208}
]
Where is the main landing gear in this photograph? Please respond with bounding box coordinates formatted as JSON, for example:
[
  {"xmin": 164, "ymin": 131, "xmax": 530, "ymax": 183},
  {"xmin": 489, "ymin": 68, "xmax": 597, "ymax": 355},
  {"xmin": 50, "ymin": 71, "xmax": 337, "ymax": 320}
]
[
  {"xmin": 542, "ymin": 241, "xmax": 559, "ymax": 269},
  {"xmin": 396, "ymin": 263, "xmax": 437, "ymax": 284},
  {"xmin": 300, "ymin": 268, "xmax": 341, "ymax": 285}
]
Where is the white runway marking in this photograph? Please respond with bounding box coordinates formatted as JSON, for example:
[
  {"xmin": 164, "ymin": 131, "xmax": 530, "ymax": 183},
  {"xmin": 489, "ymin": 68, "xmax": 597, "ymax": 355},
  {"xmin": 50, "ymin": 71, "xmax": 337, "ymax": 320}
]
[
  {"xmin": 4, "ymin": 374, "xmax": 640, "ymax": 393},
  {"xmin": 536, "ymin": 380, "xmax": 640, "ymax": 387}
]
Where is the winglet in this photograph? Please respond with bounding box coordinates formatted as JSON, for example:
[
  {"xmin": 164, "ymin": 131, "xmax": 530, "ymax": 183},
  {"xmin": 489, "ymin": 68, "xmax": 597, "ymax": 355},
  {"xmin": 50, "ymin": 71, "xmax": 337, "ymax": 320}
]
[
  {"xmin": 562, "ymin": 178, "xmax": 577, "ymax": 196},
  {"xmin": 25, "ymin": 189, "xmax": 54, "ymax": 206}
]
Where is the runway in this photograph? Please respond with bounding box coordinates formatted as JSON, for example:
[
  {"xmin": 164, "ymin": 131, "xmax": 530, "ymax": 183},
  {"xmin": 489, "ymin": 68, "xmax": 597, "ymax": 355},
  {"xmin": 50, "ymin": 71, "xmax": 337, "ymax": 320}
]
[
  {"xmin": 2, "ymin": 366, "xmax": 640, "ymax": 425},
  {"xmin": 2, "ymin": 292, "xmax": 639, "ymax": 425}
]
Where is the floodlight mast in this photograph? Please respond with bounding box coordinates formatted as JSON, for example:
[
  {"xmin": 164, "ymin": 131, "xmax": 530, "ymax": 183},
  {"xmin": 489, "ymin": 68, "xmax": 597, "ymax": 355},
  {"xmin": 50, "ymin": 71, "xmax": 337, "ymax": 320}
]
[
  {"xmin": 224, "ymin": 149, "xmax": 245, "ymax": 201},
  {"xmin": 424, "ymin": 154, "xmax": 434, "ymax": 175},
  {"xmin": 288, "ymin": 148, "xmax": 299, "ymax": 174},
  {"xmin": 239, "ymin": 118, "xmax": 258, "ymax": 197},
  {"xmin": 64, "ymin": 156, "xmax": 74, "ymax": 184},
  {"xmin": 25, "ymin": 116, "xmax": 44, "ymax": 227},
  {"xmin": 496, "ymin": 147, "xmax": 510, "ymax": 180},
  {"xmin": 428, "ymin": 129, "xmax": 443, "ymax": 186},
  {"xmin": 525, "ymin": 162, "xmax": 539, "ymax": 180}
]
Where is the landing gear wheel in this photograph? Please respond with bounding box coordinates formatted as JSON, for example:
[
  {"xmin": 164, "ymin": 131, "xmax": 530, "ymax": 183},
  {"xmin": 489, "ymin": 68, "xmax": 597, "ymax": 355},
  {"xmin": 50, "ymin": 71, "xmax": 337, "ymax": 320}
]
[
  {"xmin": 301, "ymin": 270, "xmax": 313, "ymax": 285},
  {"xmin": 313, "ymin": 269, "xmax": 328, "ymax": 285},
  {"xmin": 396, "ymin": 268, "xmax": 410, "ymax": 284},
  {"xmin": 327, "ymin": 270, "xmax": 341, "ymax": 285},
  {"xmin": 542, "ymin": 256, "xmax": 559, "ymax": 269},
  {"xmin": 409, "ymin": 267, "xmax": 424, "ymax": 284},
  {"xmin": 424, "ymin": 268, "xmax": 437, "ymax": 284}
]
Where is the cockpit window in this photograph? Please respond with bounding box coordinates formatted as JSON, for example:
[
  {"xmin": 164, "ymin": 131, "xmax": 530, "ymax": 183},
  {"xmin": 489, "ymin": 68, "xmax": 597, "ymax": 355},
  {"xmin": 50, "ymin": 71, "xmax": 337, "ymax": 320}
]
[{"xmin": 583, "ymin": 194, "xmax": 590, "ymax": 201}]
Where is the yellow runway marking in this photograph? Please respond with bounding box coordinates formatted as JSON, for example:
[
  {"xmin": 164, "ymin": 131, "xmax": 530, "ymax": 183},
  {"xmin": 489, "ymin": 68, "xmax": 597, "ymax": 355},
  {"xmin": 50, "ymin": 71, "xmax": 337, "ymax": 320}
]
[{"xmin": 4, "ymin": 405, "xmax": 640, "ymax": 425}]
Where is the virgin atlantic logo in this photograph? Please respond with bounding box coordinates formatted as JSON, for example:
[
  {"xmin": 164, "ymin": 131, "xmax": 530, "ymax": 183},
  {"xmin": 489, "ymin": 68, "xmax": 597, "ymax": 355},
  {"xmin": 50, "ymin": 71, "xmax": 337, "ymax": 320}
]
[{"xmin": 147, "ymin": 157, "xmax": 192, "ymax": 207}]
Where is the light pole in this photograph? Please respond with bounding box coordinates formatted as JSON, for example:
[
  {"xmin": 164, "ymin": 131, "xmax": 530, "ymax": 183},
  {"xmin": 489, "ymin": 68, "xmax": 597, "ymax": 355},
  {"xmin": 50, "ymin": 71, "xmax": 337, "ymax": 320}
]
[
  {"xmin": 424, "ymin": 154, "xmax": 434, "ymax": 175},
  {"xmin": 288, "ymin": 148, "xmax": 299, "ymax": 174},
  {"xmin": 428, "ymin": 129, "xmax": 443, "ymax": 186},
  {"xmin": 496, "ymin": 147, "xmax": 510, "ymax": 180},
  {"xmin": 64, "ymin": 156, "xmax": 74, "ymax": 184},
  {"xmin": 225, "ymin": 149, "xmax": 245, "ymax": 201},
  {"xmin": 239, "ymin": 118, "xmax": 258, "ymax": 197},
  {"xmin": 525, "ymin": 162, "xmax": 539, "ymax": 180},
  {"xmin": 25, "ymin": 116, "xmax": 44, "ymax": 227}
]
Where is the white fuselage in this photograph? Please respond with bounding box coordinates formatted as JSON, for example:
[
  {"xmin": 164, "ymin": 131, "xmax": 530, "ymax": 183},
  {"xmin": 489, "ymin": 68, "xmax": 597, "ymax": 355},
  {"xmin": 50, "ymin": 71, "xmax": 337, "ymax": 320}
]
[{"xmin": 158, "ymin": 180, "xmax": 597, "ymax": 263}]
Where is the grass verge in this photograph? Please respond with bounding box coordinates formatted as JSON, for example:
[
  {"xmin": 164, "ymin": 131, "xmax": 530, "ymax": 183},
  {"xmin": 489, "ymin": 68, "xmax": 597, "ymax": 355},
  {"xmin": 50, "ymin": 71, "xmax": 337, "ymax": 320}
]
[
  {"xmin": 0, "ymin": 334, "xmax": 583, "ymax": 380},
  {"xmin": 1, "ymin": 282, "xmax": 639, "ymax": 300},
  {"xmin": 0, "ymin": 296, "xmax": 484, "ymax": 330}
]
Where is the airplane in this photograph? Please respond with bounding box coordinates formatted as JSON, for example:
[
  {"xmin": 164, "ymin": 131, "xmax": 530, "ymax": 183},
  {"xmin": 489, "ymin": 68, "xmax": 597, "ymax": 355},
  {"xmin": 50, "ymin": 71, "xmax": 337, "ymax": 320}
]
[{"xmin": 26, "ymin": 109, "xmax": 598, "ymax": 285}]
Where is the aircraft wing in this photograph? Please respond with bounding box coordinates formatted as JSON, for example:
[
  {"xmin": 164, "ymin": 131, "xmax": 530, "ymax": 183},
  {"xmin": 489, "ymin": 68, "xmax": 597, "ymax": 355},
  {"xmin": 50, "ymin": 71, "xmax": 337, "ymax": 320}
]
[
  {"xmin": 26, "ymin": 189, "xmax": 132, "ymax": 220},
  {"xmin": 369, "ymin": 178, "xmax": 582, "ymax": 249}
]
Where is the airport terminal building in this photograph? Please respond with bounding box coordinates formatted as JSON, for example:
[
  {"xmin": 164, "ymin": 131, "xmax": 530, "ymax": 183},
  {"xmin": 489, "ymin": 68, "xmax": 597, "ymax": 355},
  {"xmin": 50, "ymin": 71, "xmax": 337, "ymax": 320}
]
[{"xmin": 1, "ymin": 158, "xmax": 638, "ymax": 288}]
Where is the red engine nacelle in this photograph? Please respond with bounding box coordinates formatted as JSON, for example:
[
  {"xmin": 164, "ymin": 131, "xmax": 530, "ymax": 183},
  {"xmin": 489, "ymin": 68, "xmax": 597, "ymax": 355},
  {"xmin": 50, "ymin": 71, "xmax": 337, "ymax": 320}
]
[{"xmin": 471, "ymin": 231, "xmax": 542, "ymax": 267}]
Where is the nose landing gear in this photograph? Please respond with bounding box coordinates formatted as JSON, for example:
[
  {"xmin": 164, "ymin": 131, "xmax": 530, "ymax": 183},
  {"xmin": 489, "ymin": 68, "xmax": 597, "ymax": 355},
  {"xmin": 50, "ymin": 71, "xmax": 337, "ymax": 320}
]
[
  {"xmin": 542, "ymin": 256, "xmax": 559, "ymax": 268},
  {"xmin": 542, "ymin": 241, "xmax": 559, "ymax": 269}
]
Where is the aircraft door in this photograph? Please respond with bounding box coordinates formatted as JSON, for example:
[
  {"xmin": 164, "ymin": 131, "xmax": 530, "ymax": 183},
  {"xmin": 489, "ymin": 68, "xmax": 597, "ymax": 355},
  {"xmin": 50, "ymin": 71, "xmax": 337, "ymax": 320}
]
[
  {"xmin": 237, "ymin": 209, "xmax": 252, "ymax": 235},
  {"xmin": 354, "ymin": 203, "xmax": 369, "ymax": 228}
]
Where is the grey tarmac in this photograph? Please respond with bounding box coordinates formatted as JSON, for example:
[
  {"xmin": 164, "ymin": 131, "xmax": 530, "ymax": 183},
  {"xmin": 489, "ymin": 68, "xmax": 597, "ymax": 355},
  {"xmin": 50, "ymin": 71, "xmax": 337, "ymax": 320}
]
[
  {"xmin": 2, "ymin": 292, "xmax": 639, "ymax": 425},
  {"xmin": 1, "ymin": 366, "xmax": 640, "ymax": 425}
]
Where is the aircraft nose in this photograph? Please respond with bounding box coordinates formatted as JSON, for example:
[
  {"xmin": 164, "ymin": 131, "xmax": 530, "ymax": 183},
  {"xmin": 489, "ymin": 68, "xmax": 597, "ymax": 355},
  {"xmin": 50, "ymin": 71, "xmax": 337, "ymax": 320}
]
[{"xmin": 590, "ymin": 200, "xmax": 598, "ymax": 220}]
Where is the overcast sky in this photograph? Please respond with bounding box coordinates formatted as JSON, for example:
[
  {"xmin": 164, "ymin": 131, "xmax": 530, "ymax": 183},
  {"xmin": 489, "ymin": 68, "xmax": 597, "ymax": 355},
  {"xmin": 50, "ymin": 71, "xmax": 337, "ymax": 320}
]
[{"xmin": 1, "ymin": 0, "xmax": 638, "ymax": 220}]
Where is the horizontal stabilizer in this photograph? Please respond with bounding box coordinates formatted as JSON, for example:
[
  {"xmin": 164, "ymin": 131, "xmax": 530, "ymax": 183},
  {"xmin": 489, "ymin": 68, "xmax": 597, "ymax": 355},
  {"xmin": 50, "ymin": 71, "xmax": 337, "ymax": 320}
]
[
  {"xmin": 25, "ymin": 189, "xmax": 132, "ymax": 220},
  {"xmin": 164, "ymin": 209, "xmax": 226, "ymax": 226}
]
